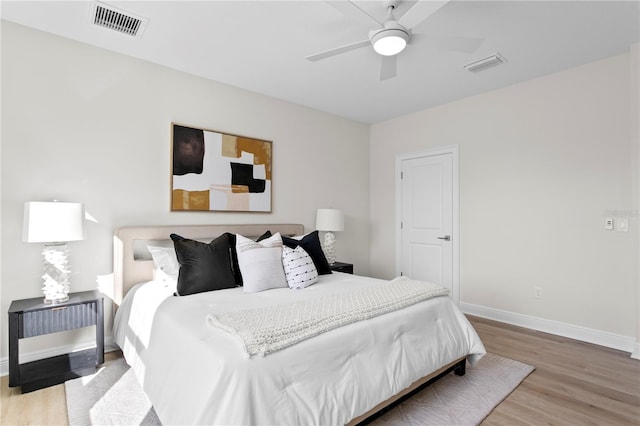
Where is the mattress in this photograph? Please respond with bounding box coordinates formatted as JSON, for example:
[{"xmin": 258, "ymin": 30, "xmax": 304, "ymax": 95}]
[{"xmin": 113, "ymin": 272, "xmax": 486, "ymax": 425}]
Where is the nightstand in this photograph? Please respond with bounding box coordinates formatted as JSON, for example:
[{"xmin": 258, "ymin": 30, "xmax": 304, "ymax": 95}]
[
  {"xmin": 330, "ymin": 261, "xmax": 353, "ymax": 274},
  {"xmin": 8, "ymin": 290, "xmax": 104, "ymax": 393}
]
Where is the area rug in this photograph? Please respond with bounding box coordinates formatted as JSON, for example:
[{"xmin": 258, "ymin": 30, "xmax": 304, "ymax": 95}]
[{"xmin": 65, "ymin": 353, "xmax": 534, "ymax": 426}]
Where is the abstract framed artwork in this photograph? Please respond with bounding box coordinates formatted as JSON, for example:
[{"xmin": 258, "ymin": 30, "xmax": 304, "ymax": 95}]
[{"xmin": 171, "ymin": 124, "xmax": 272, "ymax": 212}]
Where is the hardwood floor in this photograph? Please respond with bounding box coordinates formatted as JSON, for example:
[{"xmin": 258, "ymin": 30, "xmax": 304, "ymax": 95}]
[
  {"xmin": 0, "ymin": 351, "xmax": 121, "ymax": 426},
  {"xmin": 1, "ymin": 318, "xmax": 638, "ymax": 425},
  {"xmin": 473, "ymin": 316, "xmax": 640, "ymax": 425}
]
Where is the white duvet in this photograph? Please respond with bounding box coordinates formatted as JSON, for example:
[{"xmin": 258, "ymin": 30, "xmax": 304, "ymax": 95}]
[{"xmin": 113, "ymin": 273, "xmax": 486, "ymax": 425}]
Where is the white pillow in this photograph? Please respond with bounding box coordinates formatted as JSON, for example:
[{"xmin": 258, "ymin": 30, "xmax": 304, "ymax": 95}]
[
  {"xmin": 236, "ymin": 232, "xmax": 287, "ymax": 293},
  {"xmin": 147, "ymin": 245, "xmax": 179, "ymax": 287},
  {"xmin": 282, "ymin": 246, "xmax": 318, "ymax": 289}
]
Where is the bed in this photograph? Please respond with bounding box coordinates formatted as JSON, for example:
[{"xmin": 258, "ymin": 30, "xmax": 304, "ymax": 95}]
[{"xmin": 112, "ymin": 224, "xmax": 485, "ymax": 425}]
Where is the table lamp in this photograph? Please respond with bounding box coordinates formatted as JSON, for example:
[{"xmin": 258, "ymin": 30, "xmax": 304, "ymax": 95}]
[
  {"xmin": 23, "ymin": 201, "xmax": 84, "ymax": 304},
  {"xmin": 316, "ymin": 208, "xmax": 344, "ymax": 265}
]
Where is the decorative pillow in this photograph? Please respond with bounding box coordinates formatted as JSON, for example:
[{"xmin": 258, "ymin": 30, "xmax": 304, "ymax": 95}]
[
  {"xmin": 282, "ymin": 230, "xmax": 332, "ymax": 275},
  {"xmin": 236, "ymin": 232, "xmax": 287, "ymax": 293},
  {"xmin": 228, "ymin": 230, "xmax": 272, "ymax": 286},
  {"xmin": 282, "ymin": 245, "xmax": 318, "ymax": 289},
  {"xmin": 147, "ymin": 245, "xmax": 179, "ymax": 286},
  {"xmin": 170, "ymin": 233, "xmax": 236, "ymax": 296}
]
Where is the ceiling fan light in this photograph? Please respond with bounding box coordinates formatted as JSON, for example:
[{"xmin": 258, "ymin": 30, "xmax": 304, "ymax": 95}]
[{"xmin": 371, "ymin": 28, "xmax": 408, "ymax": 56}]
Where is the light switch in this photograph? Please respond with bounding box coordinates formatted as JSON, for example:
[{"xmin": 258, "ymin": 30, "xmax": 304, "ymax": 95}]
[{"xmin": 605, "ymin": 218, "xmax": 614, "ymax": 230}]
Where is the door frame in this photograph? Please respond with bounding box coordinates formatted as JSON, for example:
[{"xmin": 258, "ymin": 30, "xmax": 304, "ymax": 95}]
[{"xmin": 395, "ymin": 145, "xmax": 460, "ymax": 303}]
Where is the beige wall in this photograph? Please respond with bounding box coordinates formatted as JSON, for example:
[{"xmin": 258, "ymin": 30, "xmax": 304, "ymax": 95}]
[
  {"xmin": 1, "ymin": 20, "xmax": 638, "ymax": 366},
  {"xmin": 371, "ymin": 52, "xmax": 638, "ymax": 341},
  {"xmin": 0, "ymin": 22, "xmax": 370, "ymax": 361}
]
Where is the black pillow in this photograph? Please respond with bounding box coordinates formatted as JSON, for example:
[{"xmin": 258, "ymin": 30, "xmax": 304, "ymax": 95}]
[
  {"xmin": 228, "ymin": 230, "xmax": 272, "ymax": 286},
  {"xmin": 282, "ymin": 230, "xmax": 332, "ymax": 275},
  {"xmin": 171, "ymin": 233, "xmax": 236, "ymax": 296}
]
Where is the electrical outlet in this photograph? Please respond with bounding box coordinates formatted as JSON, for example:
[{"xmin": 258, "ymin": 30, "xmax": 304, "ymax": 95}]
[
  {"xmin": 617, "ymin": 218, "xmax": 629, "ymax": 232},
  {"xmin": 535, "ymin": 286, "xmax": 543, "ymax": 299}
]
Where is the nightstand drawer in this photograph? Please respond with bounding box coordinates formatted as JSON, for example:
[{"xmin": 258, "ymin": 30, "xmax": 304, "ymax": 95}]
[{"xmin": 20, "ymin": 302, "xmax": 98, "ymax": 338}]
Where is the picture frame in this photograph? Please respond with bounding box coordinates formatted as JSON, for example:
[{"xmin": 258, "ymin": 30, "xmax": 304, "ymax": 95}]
[{"xmin": 171, "ymin": 123, "xmax": 272, "ymax": 212}]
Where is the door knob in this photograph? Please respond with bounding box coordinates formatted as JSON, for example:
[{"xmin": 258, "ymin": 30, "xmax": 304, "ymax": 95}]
[{"xmin": 437, "ymin": 235, "xmax": 451, "ymax": 241}]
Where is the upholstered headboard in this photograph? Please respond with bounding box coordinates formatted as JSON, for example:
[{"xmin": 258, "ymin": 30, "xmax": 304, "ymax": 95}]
[{"xmin": 113, "ymin": 224, "xmax": 304, "ymax": 305}]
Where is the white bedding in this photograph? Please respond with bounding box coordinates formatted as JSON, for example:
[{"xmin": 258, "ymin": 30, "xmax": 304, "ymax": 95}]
[{"xmin": 113, "ymin": 272, "xmax": 486, "ymax": 425}]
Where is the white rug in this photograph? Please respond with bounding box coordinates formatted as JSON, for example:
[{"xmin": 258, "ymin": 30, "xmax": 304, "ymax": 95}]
[
  {"xmin": 65, "ymin": 358, "xmax": 160, "ymax": 426},
  {"xmin": 65, "ymin": 353, "xmax": 533, "ymax": 426},
  {"xmin": 368, "ymin": 353, "xmax": 534, "ymax": 425}
]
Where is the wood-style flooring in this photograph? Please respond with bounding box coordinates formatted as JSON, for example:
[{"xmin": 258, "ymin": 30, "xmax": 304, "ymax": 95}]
[
  {"xmin": 0, "ymin": 351, "xmax": 120, "ymax": 425},
  {"xmin": 1, "ymin": 316, "xmax": 638, "ymax": 425},
  {"xmin": 473, "ymin": 316, "xmax": 640, "ymax": 425}
]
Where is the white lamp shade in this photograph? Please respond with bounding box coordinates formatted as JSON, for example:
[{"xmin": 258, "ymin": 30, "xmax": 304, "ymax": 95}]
[
  {"xmin": 23, "ymin": 201, "xmax": 84, "ymax": 243},
  {"xmin": 316, "ymin": 209, "xmax": 344, "ymax": 232}
]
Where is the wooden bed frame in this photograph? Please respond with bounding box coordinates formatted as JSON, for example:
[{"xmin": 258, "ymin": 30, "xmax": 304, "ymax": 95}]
[{"xmin": 113, "ymin": 223, "xmax": 466, "ymax": 425}]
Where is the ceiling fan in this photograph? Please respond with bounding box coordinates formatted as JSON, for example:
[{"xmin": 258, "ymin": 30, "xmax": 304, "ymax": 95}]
[{"xmin": 306, "ymin": 0, "xmax": 483, "ymax": 80}]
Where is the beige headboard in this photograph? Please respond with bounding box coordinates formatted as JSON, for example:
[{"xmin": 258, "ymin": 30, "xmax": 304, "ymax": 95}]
[{"xmin": 113, "ymin": 224, "xmax": 304, "ymax": 305}]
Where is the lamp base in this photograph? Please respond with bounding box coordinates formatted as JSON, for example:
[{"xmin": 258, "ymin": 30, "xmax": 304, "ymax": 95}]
[
  {"xmin": 44, "ymin": 295, "xmax": 70, "ymax": 304},
  {"xmin": 41, "ymin": 243, "xmax": 71, "ymax": 304},
  {"xmin": 323, "ymin": 231, "xmax": 337, "ymax": 265}
]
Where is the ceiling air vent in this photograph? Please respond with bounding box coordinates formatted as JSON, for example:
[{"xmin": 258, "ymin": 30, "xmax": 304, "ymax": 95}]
[
  {"xmin": 464, "ymin": 52, "xmax": 506, "ymax": 72},
  {"xmin": 90, "ymin": 2, "xmax": 148, "ymax": 38}
]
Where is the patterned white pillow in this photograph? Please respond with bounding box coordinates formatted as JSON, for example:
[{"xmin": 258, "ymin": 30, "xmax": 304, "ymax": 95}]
[
  {"xmin": 237, "ymin": 232, "xmax": 288, "ymax": 293},
  {"xmin": 282, "ymin": 245, "xmax": 318, "ymax": 289},
  {"xmin": 147, "ymin": 245, "xmax": 179, "ymax": 288}
]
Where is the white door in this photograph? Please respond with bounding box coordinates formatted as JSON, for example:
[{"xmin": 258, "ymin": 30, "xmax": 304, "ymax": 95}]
[{"xmin": 398, "ymin": 151, "xmax": 457, "ymax": 300}]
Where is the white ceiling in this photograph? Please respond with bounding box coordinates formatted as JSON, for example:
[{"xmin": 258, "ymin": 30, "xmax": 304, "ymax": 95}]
[{"xmin": 2, "ymin": 1, "xmax": 639, "ymax": 123}]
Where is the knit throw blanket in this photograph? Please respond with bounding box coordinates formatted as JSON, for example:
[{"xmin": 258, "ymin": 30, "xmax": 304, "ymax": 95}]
[{"xmin": 207, "ymin": 277, "xmax": 450, "ymax": 357}]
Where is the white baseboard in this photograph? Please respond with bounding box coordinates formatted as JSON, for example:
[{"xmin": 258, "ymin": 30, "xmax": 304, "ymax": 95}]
[
  {"xmin": 461, "ymin": 302, "xmax": 637, "ymax": 357},
  {"xmin": 0, "ymin": 336, "xmax": 118, "ymax": 377},
  {"xmin": 632, "ymin": 340, "xmax": 640, "ymax": 360}
]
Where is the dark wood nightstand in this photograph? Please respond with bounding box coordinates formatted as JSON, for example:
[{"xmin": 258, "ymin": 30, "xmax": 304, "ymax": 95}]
[
  {"xmin": 8, "ymin": 290, "xmax": 104, "ymax": 393},
  {"xmin": 330, "ymin": 262, "xmax": 353, "ymax": 274}
]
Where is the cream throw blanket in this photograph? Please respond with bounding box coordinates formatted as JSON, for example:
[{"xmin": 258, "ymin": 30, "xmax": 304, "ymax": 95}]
[{"xmin": 207, "ymin": 277, "xmax": 450, "ymax": 357}]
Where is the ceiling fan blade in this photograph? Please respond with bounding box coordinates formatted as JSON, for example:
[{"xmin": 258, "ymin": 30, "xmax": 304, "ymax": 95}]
[
  {"xmin": 325, "ymin": 1, "xmax": 383, "ymax": 27},
  {"xmin": 306, "ymin": 40, "xmax": 370, "ymax": 62},
  {"xmin": 380, "ymin": 55, "xmax": 397, "ymax": 81},
  {"xmin": 398, "ymin": 0, "xmax": 449, "ymax": 29},
  {"xmin": 423, "ymin": 35, "xmax": 484, "ymax": 53}
]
